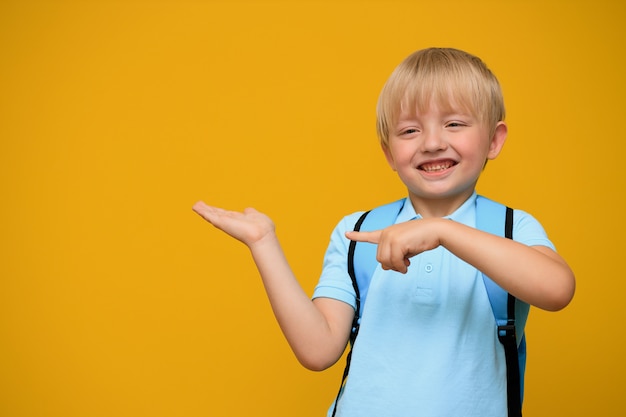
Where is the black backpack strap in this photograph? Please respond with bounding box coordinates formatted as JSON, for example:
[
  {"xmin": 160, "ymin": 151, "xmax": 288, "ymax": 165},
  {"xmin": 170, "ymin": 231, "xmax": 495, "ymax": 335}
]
[
  {"xmin": 347, "ymin": 210, "xmax": 370, "ymax": 344},
  {"xmin": 330, "ymin": 210, "xmax": 370, "ymax": 417},
  {"xmin": 500, "ymin": 206, "xmax": 523, "ymax": 417}
]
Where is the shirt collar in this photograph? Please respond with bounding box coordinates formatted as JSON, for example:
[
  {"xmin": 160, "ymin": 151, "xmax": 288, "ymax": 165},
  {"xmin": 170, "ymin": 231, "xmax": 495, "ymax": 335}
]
[{"xmin": 395, "ymin": 191, "xmax": 478, "ymax": 224}]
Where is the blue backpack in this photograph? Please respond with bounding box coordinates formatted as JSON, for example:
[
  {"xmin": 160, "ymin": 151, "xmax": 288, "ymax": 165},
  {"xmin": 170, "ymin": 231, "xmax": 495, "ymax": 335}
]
[{"xmin": 332, "ymin": 196, "xmax": 525, "ymax": 417}]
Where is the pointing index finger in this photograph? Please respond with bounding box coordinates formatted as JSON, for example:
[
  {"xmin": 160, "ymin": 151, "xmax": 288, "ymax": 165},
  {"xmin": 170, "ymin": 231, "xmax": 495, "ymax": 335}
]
[{"xmin": 345, "ymin": 230, "xmax": 381, "ymax": 244}]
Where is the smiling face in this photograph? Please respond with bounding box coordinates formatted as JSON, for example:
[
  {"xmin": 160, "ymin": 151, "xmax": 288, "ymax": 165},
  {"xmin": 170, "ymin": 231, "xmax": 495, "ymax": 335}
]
[
  {"xmin": 383, "ymin": 102, "xmax": 507, "ymax": 217},
  {"xmin": 376, "ymin": 48, "xmax": 508, "ymax": 216}
]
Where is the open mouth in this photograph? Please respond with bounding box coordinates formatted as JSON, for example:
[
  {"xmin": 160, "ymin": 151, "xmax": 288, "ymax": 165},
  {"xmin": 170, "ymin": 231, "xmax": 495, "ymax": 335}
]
[{"xmin": 418, "ymin": 160, "xmax": 456, "ymax": 173}]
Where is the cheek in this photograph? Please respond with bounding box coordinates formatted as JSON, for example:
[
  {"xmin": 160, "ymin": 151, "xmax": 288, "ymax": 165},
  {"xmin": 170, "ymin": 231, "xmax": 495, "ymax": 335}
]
[
  {"xmin": 458, "ymin": 138, "xmax": 490, "ymax": 162},
  {"xmin": 384, "ymin": 139, "xmax": 420, "ymax": 171}
]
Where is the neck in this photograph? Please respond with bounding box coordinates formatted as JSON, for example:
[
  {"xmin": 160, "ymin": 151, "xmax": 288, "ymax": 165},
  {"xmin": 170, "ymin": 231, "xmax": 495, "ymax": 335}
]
[{"xmin": 408, "ymin": 190, "xmax": 475, "ymax": 218}]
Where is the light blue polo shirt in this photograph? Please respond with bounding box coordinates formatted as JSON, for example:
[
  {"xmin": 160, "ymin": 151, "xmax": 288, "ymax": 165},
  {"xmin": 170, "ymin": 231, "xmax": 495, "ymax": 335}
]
[{"xmin": 313, "ymin": 193, "xmax": 554, "ymax": 417}]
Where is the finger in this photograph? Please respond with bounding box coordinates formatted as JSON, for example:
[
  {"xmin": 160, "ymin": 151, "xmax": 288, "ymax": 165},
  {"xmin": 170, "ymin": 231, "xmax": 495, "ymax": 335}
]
[
  {"xmin": 192, "ymin": 201, "xmax": 215, "ymax": 219},
  {"xmin": 192, "ymin": 201, "xmax": 230, "ymax": 224},
  {"xmin": 391, "ymin": 251, "xmax": 412, "ymax": 274},
  {"xmin": 345, "ymin": 230, "xmax": 382, "ymax": 243},
  {"xmin": 390, "ymin": 250, "xmax": 410, "ymax": 274},
  {"xmin": 380, "ymin": 259, "xmax": 410, "ymax": 274},
  {"xmin": 395, "ymin": 258, "xmax": 411, "ymax": 274},
  {"xmin": 192, "ymin": 201, "xmax": 211, "ymax": 215},
  {"xmin": 377, "ymin": 244, "xmax": 401, "ymax": 273},
  {"xmin": 377, "ymin": 241, "xmax": 411, "ymax": 274},
  {"xmin": 243, "ymin": 207, "xmax": 261, "ymax": 216}
]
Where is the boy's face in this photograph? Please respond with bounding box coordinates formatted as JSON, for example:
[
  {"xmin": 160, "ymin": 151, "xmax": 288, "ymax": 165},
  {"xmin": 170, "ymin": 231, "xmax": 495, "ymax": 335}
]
[{"xmin": 382, "ymin": 103, "xmax": 507, "ymax": 215}]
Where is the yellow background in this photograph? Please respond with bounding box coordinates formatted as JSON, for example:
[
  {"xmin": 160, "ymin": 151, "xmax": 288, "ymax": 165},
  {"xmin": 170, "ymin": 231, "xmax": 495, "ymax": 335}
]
[{"xmin": 1, "ymin": 0, "xmax": 624, "ymax": 416}]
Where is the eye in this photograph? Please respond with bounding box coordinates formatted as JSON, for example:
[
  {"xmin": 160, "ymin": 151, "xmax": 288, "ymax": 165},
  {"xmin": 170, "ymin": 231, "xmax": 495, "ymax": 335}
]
[
  {"xmin": 446, "ymin": 121, "xmax": 467, "ymax": 129},
  {"xmin": 397, "ymin": 127, "xmax": 420, "ymax": 137}
]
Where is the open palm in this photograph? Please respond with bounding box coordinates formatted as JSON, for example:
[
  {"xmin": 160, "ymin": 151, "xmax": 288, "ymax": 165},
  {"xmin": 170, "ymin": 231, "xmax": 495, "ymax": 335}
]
[{"xmin": 192, "ymin": 202, "xmax": 275, "ymax": 247}]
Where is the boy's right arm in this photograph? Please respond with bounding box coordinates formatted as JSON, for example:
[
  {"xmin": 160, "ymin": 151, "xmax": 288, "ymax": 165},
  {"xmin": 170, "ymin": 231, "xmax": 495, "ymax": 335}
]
[{"xmin": 192, "ymin": 201, "xmax": 354, "ymax": 371}]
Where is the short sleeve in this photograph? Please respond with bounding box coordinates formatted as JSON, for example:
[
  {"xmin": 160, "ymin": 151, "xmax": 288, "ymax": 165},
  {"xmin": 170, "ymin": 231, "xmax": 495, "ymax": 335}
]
[
  {"xmin": 513, "ymin": 209, "xmax": 556, "ymax": 251},
  {"xmin": 312, "ymin": 211, "xmax": 365, "ymax": 310}
]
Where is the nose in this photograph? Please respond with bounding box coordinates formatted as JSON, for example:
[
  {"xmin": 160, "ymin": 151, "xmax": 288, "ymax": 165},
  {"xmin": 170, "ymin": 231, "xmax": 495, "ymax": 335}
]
[{"xmin": 421, "ymin": 128, "xmax": 447, "ymax": 153}]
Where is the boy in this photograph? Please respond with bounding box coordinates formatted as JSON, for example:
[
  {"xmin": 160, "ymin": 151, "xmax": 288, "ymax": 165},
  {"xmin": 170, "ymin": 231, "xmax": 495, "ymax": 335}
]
[{"xmin": 193, "ymin": 47, "xmax": 575, "ymax": 416}]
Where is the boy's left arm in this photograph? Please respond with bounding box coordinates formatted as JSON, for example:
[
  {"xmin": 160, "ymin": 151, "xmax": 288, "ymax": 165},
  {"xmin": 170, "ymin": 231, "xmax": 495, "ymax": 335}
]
[{"xmin": 346, "ymin": 218, "xmax": 575, "ymax": 311}]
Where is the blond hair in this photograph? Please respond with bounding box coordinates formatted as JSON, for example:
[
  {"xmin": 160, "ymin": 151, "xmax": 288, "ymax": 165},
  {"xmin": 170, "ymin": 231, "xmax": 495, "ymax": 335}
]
[{"xmin": 376, "ymin": 48, "xmax": 505, "ymax": 147}]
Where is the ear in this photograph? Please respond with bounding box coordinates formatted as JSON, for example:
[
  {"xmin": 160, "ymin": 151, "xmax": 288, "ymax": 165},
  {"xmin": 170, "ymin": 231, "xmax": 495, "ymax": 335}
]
[
  {"xmin": 487, "ymin": 121, "xmax": 507, "ymax": 160},
  {"xmin": 381, "ymin": 143, "xmax": 397, "ymax": 171}
]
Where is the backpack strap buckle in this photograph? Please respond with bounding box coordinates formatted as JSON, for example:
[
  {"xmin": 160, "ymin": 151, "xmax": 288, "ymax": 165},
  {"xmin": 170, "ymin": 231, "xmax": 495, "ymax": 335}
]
[{"xmin": 498, "ymin": 323, "xmax": 517, "ymax": 340}]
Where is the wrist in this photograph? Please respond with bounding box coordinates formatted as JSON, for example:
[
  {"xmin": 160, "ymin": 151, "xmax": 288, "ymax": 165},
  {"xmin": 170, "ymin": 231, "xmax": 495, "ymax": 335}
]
[
  {"xmin": 433, "ymin": 217, "xmax": 456, "ymax": 248},
  {"xmin": 248, "ymin": 229, "xmax": 279, "ymax": 253}
]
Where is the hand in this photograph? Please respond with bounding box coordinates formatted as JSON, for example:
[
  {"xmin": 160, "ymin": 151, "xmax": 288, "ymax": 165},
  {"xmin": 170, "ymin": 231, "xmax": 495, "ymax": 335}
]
[
  {"xmin": 192, "ymin": 201, "xmax": 276, "ymax": 247},
  {"xmin": 345, "ymin": 218, "xmax": 446, "ymax": 274}
]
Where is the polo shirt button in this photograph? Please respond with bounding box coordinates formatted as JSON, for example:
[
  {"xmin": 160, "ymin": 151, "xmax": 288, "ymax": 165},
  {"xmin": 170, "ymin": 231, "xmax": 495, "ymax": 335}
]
[{"xmin": 425, "ymin": 264, "xmax": 433, "ymax": 273}]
